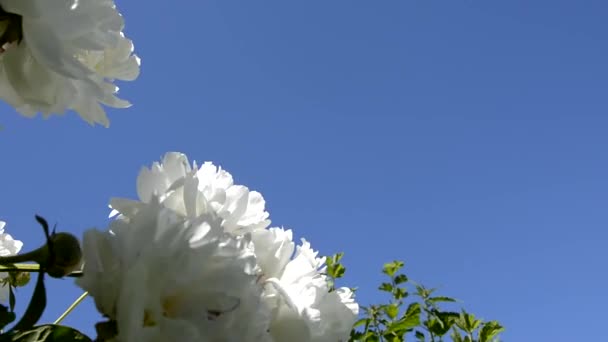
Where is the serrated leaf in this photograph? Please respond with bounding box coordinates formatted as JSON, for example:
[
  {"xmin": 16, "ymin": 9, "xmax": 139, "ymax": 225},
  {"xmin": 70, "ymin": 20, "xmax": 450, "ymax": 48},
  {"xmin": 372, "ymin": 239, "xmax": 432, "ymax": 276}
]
[
  {"xmin": 479, "ymin": 321, "xmax": 504, "ymax": 342},
  {"xmin": 1, "ymin": 324, "xmax": 92, "ymax": 342}
]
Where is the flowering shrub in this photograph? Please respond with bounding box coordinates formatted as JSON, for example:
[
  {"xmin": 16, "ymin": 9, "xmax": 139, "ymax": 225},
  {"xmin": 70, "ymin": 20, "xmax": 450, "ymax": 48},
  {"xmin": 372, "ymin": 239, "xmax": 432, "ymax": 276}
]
[
  {"xmin": 0, "ymin": 154, "xmax": 502, "ymax": 341},
  {"xmin": 0, "ymin": 0, "xmax": 503, "ymax": 341}
]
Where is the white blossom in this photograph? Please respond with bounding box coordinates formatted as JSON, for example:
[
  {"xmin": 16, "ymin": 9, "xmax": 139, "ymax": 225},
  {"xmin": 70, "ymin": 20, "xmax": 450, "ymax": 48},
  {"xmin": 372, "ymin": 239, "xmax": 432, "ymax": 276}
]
[
  {"xmin": 110, "ymin": 152, "xmax": 270, "ymax": 235},
  {"xmin": 252, "ymin": 228, "xmax": 359, "ymax": 342},
  {"xmin": 0, "ymin": 220, "xmax": 23, "ymax": 301},
  {"xmin": 100, "ymin": 152, "xmax": 359, "ymax": 341},
  {"xmin": 0, "ymin": 0, "xmax": 140, "ymax": 127},
  {"xmin": 77, "ymin": 199, "xmax": 271, "ymax": 342}
]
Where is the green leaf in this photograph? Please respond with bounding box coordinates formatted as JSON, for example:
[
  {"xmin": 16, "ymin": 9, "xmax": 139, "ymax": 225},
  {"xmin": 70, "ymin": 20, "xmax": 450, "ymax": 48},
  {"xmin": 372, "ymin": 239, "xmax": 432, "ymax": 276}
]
[
  {"xmin": 378, "ymin": 282, "xmax": 393, "ymax": 292},
  {"xmin": 393, "ymin": 274, "xmax": 408, "ymax": 284},
  {"xmin": 451, "ymin": 328, "xmax": 464, "ymax": 342},
  {"xmin": 325, "ymin": 253, "xmax": 346, "ymax": 280},
  {"xmin": 382, "ymin": 332, "xmax": 402, "ymax": 342},
  {"xmin": 426, "ymin": 318, "xmax": 450, "ymax": 336},
  {"xmin": 362, "ymin": 332, "xmax": 380, "ymax": 342},
  {"xmin": 382, "ymin": 261, "xmax": 404, "ymax": 277},
  {"xmin": 437, "ymin": 311, "xmax": 459, "ymax": 325},
  {"xmin": 352, "ymin": 318, "xmax": 368, "ymax": 328},
  {"xmin": 384, "ymin": 304, "xmax": 399, "ymax": 319},
  {"xmin": 415, "ymin": 330, "xmax": 425, "ymax": 342},
  {"xmin": 8, "ymin": 270, "xmax": 46, "ymax": 332},
  {"xmin": 404, "ymin": 302, "xmax": 421, "ymax": 319},
  {"xmin": 8, "ymin": 287, "xmax": 15, "ymax": 312},
  {"xmin": 479, "ymin": 321, "xmax": 504, "ymax": 342},
  {"xmin": 0, "ymin": 305, "xmax": 15, "ymax": 331},
  {"xmin": 1, "ymin": 324, "xmax": 92, "ymax": 342},
  {"xmin": 394, "ymin": 302, "xmax": 420, "ymax": 330},
  {"xmin": 428, "ymin": 296, "xmax": 457, "ymax": 304},
  {"xmin": 415, "ymin": 284, "xmax": 435, "ymax": 299},
  {"xmin": 393, "ymin": 287, "xmax": 407, "ymax": 300}
]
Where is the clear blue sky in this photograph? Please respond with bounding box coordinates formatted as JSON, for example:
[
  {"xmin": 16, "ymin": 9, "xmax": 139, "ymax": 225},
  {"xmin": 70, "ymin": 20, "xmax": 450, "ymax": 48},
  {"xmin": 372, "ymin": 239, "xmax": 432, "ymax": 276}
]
[{"xmin": 1, "ymin": 1, "xmax": 607, "ymax": 340}]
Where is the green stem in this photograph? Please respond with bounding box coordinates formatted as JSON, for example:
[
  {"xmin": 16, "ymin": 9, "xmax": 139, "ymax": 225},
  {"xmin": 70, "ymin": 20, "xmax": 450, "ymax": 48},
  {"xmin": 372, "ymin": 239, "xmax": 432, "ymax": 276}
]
[
  {"xmin": 54, "ymin": 292, "xmax": 89, "ymax": 325},
  {"xmin": 0, "ymin": 263, "xmax": 82, "ymax": 277},
  {"xmin": 0, "ymin": 263, "xmax": 41, "ymax": 272}
]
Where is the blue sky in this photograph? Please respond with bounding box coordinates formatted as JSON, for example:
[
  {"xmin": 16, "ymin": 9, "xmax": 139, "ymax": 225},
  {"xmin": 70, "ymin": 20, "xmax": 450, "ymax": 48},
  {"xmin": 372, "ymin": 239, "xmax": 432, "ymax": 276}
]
[{"xmin": 1, "ymin": 1, "xmax": 607, "ymax": 340}]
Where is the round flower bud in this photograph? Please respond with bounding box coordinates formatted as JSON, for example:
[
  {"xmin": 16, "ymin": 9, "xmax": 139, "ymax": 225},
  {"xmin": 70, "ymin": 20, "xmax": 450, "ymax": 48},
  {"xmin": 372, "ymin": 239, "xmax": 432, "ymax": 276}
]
[{"xmin": 46, "ymin": 232, "xmax": 83, "ymax": 278}]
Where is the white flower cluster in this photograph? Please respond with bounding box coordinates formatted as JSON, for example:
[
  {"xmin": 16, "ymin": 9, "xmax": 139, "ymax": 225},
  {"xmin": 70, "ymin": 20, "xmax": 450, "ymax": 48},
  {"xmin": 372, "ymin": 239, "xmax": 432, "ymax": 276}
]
[
  {"xmin": 77, "ymin": 152, "xmax": 359, "ymax": 342},
  {"xmin": 0, "ymin": 220, "xmax": 23, "ymax": 300},
  {"xmin": 0, "ymin": 0, "xmax": 140, "ymax": 127}
]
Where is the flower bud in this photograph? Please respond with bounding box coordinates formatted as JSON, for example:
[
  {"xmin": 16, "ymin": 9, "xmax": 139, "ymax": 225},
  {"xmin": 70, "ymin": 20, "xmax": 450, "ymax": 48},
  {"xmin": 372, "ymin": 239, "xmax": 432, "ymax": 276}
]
[
  {"xmin": 46, "ymin": 232, "xmax": 83, "ymax": 278},
  {"xmin": 8, "ymin": 271, "xmax": 30, "ymax": 287},
  {"xmin": 0, "ymin": 232, "xmax": 82, "ymax": 278}
]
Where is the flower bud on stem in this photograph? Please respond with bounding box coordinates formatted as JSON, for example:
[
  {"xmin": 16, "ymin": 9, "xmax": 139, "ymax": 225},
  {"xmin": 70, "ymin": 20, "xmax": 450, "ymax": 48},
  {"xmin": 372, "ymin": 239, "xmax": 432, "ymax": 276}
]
[{"xmin": 0, "ymin": 216, "xmax": 82, "ymax": 278}]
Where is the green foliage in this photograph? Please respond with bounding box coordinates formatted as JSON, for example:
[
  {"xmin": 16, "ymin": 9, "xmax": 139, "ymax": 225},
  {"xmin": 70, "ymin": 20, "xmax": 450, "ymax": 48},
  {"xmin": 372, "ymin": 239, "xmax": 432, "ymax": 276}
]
[
  {"xmin": 326, "ymin": 252, "xmax": 346, "ymax": 291},
  {"xmin": 325, "ymin": 255, "xmax": 505, "ymax": 342}
]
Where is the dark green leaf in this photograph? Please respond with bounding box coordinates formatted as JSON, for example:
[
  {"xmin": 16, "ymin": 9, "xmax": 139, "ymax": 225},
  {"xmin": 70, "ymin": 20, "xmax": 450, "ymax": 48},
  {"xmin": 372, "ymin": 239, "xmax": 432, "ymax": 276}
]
[
  {"xmin": 0, "ymin": 305, "xmax": 15, "ymax": 331},
  {"xmin": 8, "ymin": 270, "xmax": 46, "ymax": 332},
  {"xmin": 426, "ymin": 318, "xmax": 450, "ymax": 336},
  {"xmin": 436, "ymin": 311, "xmax": 459, "ymax": 326},
  {"xmin": 393, "ymin": 274, "xmax": 408, "ymax": 284},
  {"xmin": 8, "ymin": 286, "xmax": 15, "ymax": 312},
  {"xmin": 393, "ymin": 287, "xmax": 407, "ymax": 300},
  {"xmin": 1, "ymin": 324, "xmax": 92, "ymax": 342},
  {"xmin": 415, "ymin": 330, "xmax": 425, "ymax": 342}
]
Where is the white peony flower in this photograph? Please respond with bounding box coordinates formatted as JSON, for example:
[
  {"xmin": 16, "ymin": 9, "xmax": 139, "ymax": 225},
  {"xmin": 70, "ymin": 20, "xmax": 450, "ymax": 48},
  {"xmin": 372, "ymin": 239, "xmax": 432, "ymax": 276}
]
[
  {"xmin": 252, "ymin": 228, "xmax": 359, "ymax": 342},
  {"xmin": 0, "ymin": 0, "xmax": 140, "ymax": 127},
  {"xmin": 77, "ymin": 199, "xmax": 272, "ymax": 342},
  {"xmin": 110, "ymin": 152, "xmax": 270, "ymax": 235},
  {"xmin": 104, "ymin": 152, "xmax": 358, "ymax": 340},
  {"xmin": 0, "ymin": 220, "xmax": 23, "ymax": 301}
]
